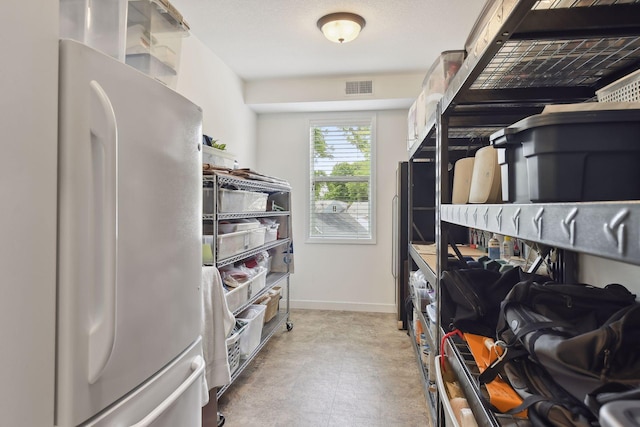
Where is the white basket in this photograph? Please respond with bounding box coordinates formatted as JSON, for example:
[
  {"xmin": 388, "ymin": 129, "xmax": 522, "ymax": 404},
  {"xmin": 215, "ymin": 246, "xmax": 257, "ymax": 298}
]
[
  {"xmin": 217, "ymin": 227, "xmax": 266, "ymax": 259},
  {"xmin": 236, "ymin": 304, "xmax": 267, "ymax": 357},
  {"xmin": 596, "ymin": 68, "xmax": 640, "ymax": 103},
  {"xmin": 226, "ymin": 321, "xmax": 247, "ymax": 375},
  {"xmin": 218, "ymin": 189, "xmax": 268, "ymax": 213}
]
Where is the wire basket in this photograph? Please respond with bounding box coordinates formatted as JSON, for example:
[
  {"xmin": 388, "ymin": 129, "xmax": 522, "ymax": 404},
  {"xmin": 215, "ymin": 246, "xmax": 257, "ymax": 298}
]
[
  {"xmin": 226, "ymin": 320, "xmax": 247, "ymax": 375},
  {"xmin": 596, "ymin": 68, "xmax": 640, "ymax": 102}
]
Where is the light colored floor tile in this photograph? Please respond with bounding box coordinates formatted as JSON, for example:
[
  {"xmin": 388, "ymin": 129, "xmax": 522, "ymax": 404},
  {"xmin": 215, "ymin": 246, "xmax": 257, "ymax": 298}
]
[{"xmin": 218, "ymin": 309, "xmax": 431, "ymax": 426}]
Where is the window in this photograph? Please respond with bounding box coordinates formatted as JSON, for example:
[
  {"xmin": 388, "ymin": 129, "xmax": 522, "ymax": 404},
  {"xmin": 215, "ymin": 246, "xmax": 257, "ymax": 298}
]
[{"xmin": 308, "ymin": 116, "xmax": 376, "ymax": 243}]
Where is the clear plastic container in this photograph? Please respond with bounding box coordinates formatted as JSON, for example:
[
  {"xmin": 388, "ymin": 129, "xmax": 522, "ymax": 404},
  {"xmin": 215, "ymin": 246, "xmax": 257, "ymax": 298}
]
[
  {"xmin": 217, "ymin": 227, "xmax": 266, "ymax": 259},
  {"xmin": 60, "ymin": 0, "xmax": 127, "ymax": 61},
  {"xmin": 420, "ymin": 51, "xmax": 465, "ymax": 123},
  {"xmin": 422, "ymin": 51, "xmax": 465, "ymax": 94},
  {"xmin": 218, "ymin": 189, "xmax": 268, "ymax": 213},
  {"xmin": 202, "ymin": 146, "xmax": 236, "ymax": 168},
  {"xmin": 126, "ymin": 0, "xmax": 190, "ymax": 88}
]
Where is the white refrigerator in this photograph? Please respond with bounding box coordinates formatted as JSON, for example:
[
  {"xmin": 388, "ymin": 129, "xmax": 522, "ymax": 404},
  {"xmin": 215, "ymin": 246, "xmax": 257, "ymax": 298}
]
[{"xmin": 56, "ymin": 39, "xmax": 205, "ymax": 426}]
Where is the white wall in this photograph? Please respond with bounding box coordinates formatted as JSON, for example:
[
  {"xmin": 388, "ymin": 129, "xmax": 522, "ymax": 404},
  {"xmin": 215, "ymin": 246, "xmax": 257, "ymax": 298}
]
[
  {"xmin": 580, "ymin": 254, "xmax": 640, "ymax": 297},
  {"xmin": 1, "ymin": 2, "xmax": 59, "ymax": 425},
  {"xmin": 245, "ymin": 72, "xmax": 423, "ymax": 113},
  {"xmin": 176, "ymin": 36, "xmax": 257, "ymax": 168},
  {"xmin": 257, "ymin": 110, "xmax": 409, "ymax": 312}
]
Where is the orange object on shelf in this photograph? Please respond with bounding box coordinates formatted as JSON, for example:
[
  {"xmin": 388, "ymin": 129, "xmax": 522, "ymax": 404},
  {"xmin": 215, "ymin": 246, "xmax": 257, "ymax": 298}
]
[{"xmin": 464, "ymin": 333, "xmax": 527, "ymax": 418}]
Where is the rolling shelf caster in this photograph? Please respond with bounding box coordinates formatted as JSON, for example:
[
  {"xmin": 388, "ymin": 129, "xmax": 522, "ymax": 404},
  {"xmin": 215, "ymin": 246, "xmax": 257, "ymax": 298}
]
[
  {"xmin": 217, "ymin": 412, "xmax": 225, "ymax": 427},
  {"xmin": 286, "ymin": 321, "xmax": 293, "ymax": 331}
]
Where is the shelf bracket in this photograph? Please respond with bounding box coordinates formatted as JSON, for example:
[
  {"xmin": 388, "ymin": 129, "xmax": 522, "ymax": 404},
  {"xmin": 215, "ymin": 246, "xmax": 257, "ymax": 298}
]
[
  {"xmin": 533, "ymin": 207, "xmax": 544, "ymax": 239},
  {"xmin": 512, "ymin": 208, "xmax": 521, "ymax": 235},
  {"xmin": 604, "ymin": 208, "xmax": 630, "ymax": 255},
  {"xmin": 561, "ymin": 208, "xmax": 578, "ymax": 246}
]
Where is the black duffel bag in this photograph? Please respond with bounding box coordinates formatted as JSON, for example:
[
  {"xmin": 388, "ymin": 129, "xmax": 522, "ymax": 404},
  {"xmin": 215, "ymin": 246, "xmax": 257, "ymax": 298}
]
[
  {"xmin": 440, "ymin": 267, "xmax": 549, "ymax": 337},
  {"xmin": 487, "ymin": 281, "xmax": 640, "ymax": 425},
  {"xmin": 476, "ymin": 281, "xmax": 639, "ymax": 426}
]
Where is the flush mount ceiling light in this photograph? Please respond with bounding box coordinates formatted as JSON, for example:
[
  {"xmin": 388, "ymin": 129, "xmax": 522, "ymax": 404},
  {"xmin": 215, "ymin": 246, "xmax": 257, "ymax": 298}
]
[{"xmin": 317, "ymin": 12, "xmax": 366, "ymax": 44}]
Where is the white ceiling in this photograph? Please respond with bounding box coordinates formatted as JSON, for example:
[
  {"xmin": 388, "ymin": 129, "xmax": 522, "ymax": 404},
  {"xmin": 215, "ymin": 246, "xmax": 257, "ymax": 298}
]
[{"xmin": 170, "ymin": 0, "xmax": 487, "ymax": 82}]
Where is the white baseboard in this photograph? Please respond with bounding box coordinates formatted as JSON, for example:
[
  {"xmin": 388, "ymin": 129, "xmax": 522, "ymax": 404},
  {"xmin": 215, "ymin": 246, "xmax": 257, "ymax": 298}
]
[{"xmin": 289, "ymin": 299, "xmax": 396, "ymax": 313}]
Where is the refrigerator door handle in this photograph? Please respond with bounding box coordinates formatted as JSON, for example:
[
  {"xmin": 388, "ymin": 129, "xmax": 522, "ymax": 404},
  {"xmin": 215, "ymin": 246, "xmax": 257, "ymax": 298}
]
[
  {"xmin": 88, "ymin": 80, "xmax": 118, "ymax": 385},
  {"xmin": 129, "ymin": 356, "xmax": 205, "ymax": 427}
]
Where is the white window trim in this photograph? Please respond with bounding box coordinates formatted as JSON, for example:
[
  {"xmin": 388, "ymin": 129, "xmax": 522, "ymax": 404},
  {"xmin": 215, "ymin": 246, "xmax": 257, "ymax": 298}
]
[{"xmin": 306, "ymin": 113, "xmax": 377, "ymax": 245}]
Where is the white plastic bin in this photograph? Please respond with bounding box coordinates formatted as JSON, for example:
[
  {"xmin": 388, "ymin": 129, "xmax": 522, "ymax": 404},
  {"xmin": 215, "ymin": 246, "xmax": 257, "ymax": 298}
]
[
  {"xmin": 203, "ymin": 185, "xmax": 215, "ymax": 214},
  {"xmin": 60, "ymin": 0, "xmax": 127, "ymax": 61},
  {"xmin": 264, "ymin": 223, "xmax": 280, "ymax": 243},
  {"xmin": 236, "ymin": 304, "xmax": 267, "ymax": 357},
  {"xmin": 218, "ymin": 219, "xmax": 261, "ymax": 234},
  {"xmin": 218, "ymin": 189, "xmax": 268, "ymax": 213},
  {"xmin": 246, "ymin": 267, "xmax": 267, "ymax": 294},
  {"xmin": 225, "ymin": 281, "xmax": 251, "ymax": 313},
  {"xmin": 125, "ymin": 0, "xmax": 189, "ymax": 88},
  {"xmin": 217, "ymin": 227, "xmax": 266, "ymax": 259},
  {"xmin": 202, "ymin": 145, "xmax": 236, "ymax": 168}
]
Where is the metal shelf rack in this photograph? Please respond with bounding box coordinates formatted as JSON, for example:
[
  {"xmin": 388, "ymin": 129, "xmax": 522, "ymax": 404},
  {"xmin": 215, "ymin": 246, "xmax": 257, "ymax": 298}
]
[
  {"xmin": 407, "ymin": 317, "xmax": 438, "ymax": 424},
  {"xmin": 406, "ymin": 1, "xmax": 640, "ymax": 425},
  {"xmin": 203, "ymin": 172, "xmax": 294, "ymax": 400}
]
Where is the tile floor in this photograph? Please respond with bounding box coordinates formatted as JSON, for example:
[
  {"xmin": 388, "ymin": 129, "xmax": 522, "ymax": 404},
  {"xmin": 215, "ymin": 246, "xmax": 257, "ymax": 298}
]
[{"xmin": 217, "ymin": 309, "xmax": 431, "ymax": 427}]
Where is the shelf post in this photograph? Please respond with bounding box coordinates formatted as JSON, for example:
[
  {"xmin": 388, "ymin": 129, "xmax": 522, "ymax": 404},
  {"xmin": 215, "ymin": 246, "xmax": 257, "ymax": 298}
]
[{"xmin": 435, "ymin": 100, "xmax": 449, "ymax": 427}]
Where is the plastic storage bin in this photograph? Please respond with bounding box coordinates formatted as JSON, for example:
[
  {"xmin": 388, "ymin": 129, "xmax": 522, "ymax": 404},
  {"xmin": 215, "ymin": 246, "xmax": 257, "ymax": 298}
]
[
  {"xmin": 420, "ymin": 51, "xmax": 465, "ymax": 122},
  {"xmin": 407, "ymin": 99, "xmax": 419, "ymax": 149},
  {"xmin": 236, "ymin": 304, "xmax": 267, "ymax": 357},
  {"xmin": 491, "ymin": 107, "xmax": 640, "ymax": 203},
  {"xmin": 435, "ymin": 356, "xmax": 477, "ymax": 427},
  {"xmin": 225, "ymin": 280, "xmax": 251, "ymax": 313},
  {"xmin": 60, "ymin": 0, "xmax": 127, "ymax": 61},
  {"xmin": 217, "ymin": 227, "xmax": 266, "ymax": 260},
  {"xmin": 203, "ymin": 183, "xmax": 214, "ymax": 215},
  {"xmin": 218, "ymin": 219, "xmax": 261, "ymax": 234},
  {"xmin": 202, "ymin": 145, "xmax": 236, "ymax": 168},
  {"xmin": 218, "ymin": 189, "xmax": 268, "ymax": 213},
  {"xmin": 223, "ymin": 268, "xmax": 266, "ymax": 313},
  {"xmin": 264, "ymin": 223, "xmax": 280, "ymax": 243},
  {"xmin": 464, "ymin": 0, "xmax": 517, "ymax": 62},
  {"xmin": 126, "ymin": 0, "xmax": 189, "ymax": 88},
  {"xmin": 246, "ymin": 267, "xmax": 267, "ymax": 294}
]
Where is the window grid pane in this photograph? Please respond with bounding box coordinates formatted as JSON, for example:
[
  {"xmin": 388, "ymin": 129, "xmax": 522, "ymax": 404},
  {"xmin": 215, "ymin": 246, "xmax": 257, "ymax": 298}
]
[{"xmin": 309, "ymin": 121, "xmax": 373, "ymax": 240}]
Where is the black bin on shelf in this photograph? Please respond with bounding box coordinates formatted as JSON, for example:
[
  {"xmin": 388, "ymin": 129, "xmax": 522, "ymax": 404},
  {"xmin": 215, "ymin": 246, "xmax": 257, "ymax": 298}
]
[{"xmin": 491, "ymin": 107, "xmax": 640, "ymax": 203}]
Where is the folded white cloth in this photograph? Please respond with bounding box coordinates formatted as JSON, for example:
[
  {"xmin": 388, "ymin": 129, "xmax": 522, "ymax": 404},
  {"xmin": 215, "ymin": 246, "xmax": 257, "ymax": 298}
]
[{"xmin": 201, "ymin": 266, "xmax": 235, "ymax": 390}]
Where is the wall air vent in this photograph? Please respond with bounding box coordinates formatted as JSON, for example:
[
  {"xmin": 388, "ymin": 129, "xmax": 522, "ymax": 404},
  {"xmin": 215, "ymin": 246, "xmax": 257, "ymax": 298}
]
[{"xmin": 345, "ymin": 80, "xmax": 373, "ymax": 96}]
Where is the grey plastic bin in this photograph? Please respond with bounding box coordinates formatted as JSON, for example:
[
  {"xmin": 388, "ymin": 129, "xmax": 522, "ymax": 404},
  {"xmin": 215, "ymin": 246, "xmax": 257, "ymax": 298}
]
[{"xmin": 491, "ymin": 109, "xmax": 640, "ymax": 203}]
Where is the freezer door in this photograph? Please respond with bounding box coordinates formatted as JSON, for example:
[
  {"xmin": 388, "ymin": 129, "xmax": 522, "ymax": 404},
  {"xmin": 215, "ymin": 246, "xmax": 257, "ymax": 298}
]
[
  {"xmin": 83, "ymin": 338, "xmax": 205, "ymax": 427},
  {"xmin": 57, "ymin": 40, "xmax": 203, "ymax": 426}
]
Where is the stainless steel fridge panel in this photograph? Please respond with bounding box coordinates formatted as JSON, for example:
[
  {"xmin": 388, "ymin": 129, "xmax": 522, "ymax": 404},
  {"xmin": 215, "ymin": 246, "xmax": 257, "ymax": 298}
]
[{"xmin": 57, "ymin": 39, "xmax": 203, "ymax": 426}]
